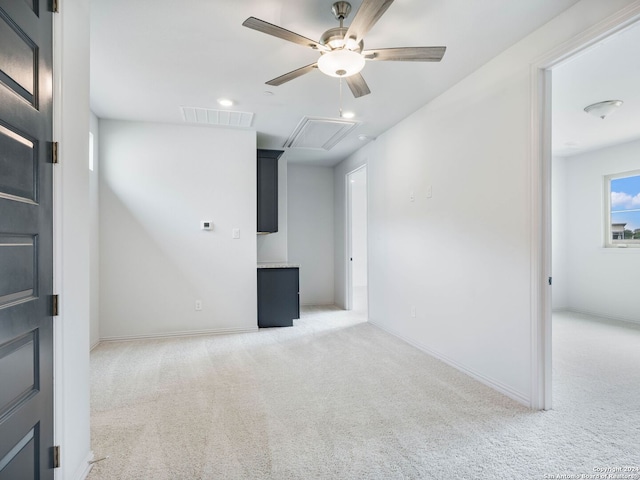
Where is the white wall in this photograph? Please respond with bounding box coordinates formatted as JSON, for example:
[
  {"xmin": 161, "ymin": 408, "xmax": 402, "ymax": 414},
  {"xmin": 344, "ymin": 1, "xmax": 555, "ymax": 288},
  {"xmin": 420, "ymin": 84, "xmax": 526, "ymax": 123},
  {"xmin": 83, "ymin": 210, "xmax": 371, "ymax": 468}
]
[
  {"xmin": 54, "ymin": 0, "xmax": 93, "ymax": 477},
  {"xmin": 333, "ymin": 0, "xmax": 638, "ymax": 405},
  {"xmin": 99, "ymin": 120, "xmax": 257, "ymax": 339},
  {"xmin": 558, "ymin": 139, "xmax": 640, "ymax": 323},
  {"xmin": 257, "ymin": 158, "xmax": 288, "ymax": 263},
  {"xmin": 552, "ymin": 156, "xmax": 569, "ymax": 309},
  {"xmin": 287, "ymin": 165, "xmax": 334, "ymax": 305},
  {"xmin": 89, "ymin": 112, "xmax": 100, "ymax": 349}
]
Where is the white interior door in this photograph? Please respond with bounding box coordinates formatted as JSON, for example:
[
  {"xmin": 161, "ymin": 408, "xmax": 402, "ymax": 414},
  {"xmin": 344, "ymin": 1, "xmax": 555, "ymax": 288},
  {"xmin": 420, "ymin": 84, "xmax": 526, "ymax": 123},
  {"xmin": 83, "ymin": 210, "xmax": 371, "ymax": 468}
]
[{"xmin": 347, "ymin": 166, "xmax": 367, "ymax": 313}]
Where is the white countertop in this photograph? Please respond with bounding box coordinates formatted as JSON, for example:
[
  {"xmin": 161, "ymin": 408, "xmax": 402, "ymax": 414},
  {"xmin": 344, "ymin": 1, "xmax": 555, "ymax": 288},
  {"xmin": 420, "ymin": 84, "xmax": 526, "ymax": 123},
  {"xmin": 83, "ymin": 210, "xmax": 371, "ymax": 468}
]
[{"xmin": 257, "ymin": 263, "xmax": 300, "ymax": 269}]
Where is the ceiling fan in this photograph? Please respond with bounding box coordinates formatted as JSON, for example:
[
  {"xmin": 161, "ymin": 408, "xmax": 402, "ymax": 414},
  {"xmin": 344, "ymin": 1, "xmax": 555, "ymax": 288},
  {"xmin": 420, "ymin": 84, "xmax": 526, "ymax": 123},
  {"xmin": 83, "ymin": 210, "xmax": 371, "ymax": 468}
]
[{"xmin": 242, "ymin": 0, "xmax": 446, "ymax": 98}]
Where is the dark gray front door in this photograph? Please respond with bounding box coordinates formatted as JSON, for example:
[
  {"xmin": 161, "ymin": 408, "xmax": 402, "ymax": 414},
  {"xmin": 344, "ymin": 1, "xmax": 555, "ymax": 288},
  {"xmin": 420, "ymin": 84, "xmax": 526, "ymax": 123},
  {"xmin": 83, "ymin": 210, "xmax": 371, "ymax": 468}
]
[{"xmin": 0, "ymin": 0, "xmax": 54, "ymax": 478}]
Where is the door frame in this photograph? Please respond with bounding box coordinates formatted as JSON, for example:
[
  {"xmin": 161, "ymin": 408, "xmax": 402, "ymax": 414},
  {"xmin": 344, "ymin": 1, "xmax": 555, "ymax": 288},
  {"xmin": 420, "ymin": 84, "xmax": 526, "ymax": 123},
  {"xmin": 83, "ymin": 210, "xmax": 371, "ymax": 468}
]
[
  {"xmin": 345, "ymin": 164, "xmax": 368, "ymax": 312},
  {"xmin": 52, "ymin": 9, "xmax": 64, "ymax": 478},
  {"xmin": 530, "ymin": 2, "xmax": 640, "ymax": 410}
]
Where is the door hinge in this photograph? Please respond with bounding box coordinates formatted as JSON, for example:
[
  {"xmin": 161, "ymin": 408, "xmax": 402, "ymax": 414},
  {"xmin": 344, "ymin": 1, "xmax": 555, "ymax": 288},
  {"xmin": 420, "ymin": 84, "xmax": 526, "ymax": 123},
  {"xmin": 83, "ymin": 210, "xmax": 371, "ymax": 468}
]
[
  {"xmin": 52, "ymin": 445, "xmax": 61, "ymax": 468},
  {"xmin": 51, "ymin": 0, "xmax": 59, "ymax": 13},
  {"xmin": 548, "ymin": 277, "xmax": 553, "ymax": 286},
  {"xmin": 52, "ymin": 295, "xmax": 59, "ymax": 316},
  {"xmin": 51, "ymin": 141, "xmax": 59, "ymax": 164}
]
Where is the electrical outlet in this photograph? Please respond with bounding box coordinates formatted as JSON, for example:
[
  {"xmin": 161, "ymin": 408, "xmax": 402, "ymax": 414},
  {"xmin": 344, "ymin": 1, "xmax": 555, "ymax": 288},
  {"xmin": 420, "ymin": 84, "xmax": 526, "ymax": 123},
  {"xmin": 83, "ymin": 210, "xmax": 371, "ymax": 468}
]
[
  {"xmin": 411, "ymin": 306, "xmax": 416, "ymax": 318},
  {"xmin": 195, "ymin": 300, "xmax": 202, "ymax": 311}
]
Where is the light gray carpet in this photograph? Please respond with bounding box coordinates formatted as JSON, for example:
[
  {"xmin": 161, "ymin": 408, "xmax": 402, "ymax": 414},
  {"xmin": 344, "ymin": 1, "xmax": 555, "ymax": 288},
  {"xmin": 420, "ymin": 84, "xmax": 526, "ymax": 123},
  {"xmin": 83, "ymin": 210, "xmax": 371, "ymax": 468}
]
[{"xmin": 87, "ymin": 308, "xmax": 640, "ymax": 479}]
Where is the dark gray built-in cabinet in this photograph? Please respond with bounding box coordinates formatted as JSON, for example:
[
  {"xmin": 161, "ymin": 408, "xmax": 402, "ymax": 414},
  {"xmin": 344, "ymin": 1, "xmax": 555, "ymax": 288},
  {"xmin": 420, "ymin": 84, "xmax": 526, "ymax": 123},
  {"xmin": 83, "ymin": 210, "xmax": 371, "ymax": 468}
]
[
  {"xmin": 257, "ymin": 267, "xmax": 300, "ymax": 327},
  {"xmin": 257, "ymin": 149, "xmax": 283, "ymax": 234}
]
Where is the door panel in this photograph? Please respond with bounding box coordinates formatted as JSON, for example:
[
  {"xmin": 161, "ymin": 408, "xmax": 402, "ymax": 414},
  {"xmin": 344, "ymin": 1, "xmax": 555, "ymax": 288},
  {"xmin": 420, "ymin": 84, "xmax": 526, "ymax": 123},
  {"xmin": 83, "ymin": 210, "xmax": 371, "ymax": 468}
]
[
  {"xmin": 0, "ymin": 123, "xmax": 37, "ymax": 203},
  {"xmin": 0, "ymin": 0, "xmax": 53, "ymax": 478},
  {"xmin": 0, "ymin": 426, "xmax": 38, "ymax": 480},
  {"xmin": 0, "ymin": 8, "xmax": 37, "ymax": 105},
  {"xmin": 0, "ymin": 330, "xmax": 38, "ymax": 418},
  {"xmin": 0, "ymin": 235, "xmax": 37, "ymax": 306}
]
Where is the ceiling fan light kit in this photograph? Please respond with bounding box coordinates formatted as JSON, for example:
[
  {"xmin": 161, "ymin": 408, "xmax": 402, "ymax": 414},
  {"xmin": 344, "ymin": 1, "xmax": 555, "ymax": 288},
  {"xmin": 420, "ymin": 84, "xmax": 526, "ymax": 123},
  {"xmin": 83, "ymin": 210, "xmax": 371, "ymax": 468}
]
[
  {"xmin": 318, "ymin": 49, "xmax": 366, "ymax": 77},
  {"xmin": 242, "ymin": 0, "xmax": 446, "ymax": 98}
]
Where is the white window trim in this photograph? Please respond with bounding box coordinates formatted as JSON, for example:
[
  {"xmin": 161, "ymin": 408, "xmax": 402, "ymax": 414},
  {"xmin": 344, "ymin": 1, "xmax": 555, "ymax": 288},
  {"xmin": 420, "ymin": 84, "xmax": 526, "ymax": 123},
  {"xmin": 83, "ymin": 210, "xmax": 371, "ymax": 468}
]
[{"xmin": 604, "ymin": 169, "xmax": 640, "ymax": 248}]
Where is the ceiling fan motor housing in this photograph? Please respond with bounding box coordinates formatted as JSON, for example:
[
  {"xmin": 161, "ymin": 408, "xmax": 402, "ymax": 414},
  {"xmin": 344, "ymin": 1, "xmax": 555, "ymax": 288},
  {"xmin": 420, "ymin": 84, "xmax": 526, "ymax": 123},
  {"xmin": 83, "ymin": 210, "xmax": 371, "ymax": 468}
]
[
  {"xmin": 320, "ymin": 27, "xmax": 364, "ymax": 52},
  {"xmin": 331, "ymin": 2, "xmax": 352, "ymax": 21}
]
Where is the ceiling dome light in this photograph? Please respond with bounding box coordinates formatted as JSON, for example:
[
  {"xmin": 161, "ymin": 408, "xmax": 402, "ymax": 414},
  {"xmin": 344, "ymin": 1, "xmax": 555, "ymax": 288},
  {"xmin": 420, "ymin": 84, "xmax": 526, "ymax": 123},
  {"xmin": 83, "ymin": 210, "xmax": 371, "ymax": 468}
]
[
  {"xmin": 584, "ymin": 100, "xmax": 623, "ymax": 119},
  {"xmin": 341, "ymin": 111, "xmax": 355, "ymax": 119},
  {"xmin": 217, "ymin": 98, "xmax": 234, "ymax": 107},
  {"xmin": 317, "ymin": 49, "xmax": 365, "ymax": 78},
  {"xmin": 357, "ymin": 134, "xmax": 376, "ymax": 142}
]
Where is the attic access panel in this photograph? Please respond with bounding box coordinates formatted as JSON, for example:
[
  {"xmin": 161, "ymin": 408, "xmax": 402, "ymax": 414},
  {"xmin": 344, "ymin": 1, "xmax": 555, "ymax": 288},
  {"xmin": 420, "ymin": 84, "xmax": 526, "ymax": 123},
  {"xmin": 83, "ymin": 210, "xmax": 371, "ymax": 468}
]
[{"xmin": 284, "ymin": 116, "xmax": 360, "ymax": 150}]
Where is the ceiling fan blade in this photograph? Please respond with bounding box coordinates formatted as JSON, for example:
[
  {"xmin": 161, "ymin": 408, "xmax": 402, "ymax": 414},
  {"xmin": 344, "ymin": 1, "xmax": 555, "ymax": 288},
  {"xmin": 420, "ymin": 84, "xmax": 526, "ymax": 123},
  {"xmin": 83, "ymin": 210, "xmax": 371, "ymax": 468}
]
[
  {"xmin": 266, "ymin": 63, "xmax": 318, "ymax": 86},
  {"xmin": 346, "ymin": 73, "xmax": 371, "ymax": 98},
  {"xmin": 363, "ymin": 46, "xmax": 446, "ymax": 62},
  {"xmin": 242, "ymin": 17, "xmax": 326, "ymax": 51},
  {"xmin": 344, "ymin": 0, "xmax": 395, "ymax": 44}
]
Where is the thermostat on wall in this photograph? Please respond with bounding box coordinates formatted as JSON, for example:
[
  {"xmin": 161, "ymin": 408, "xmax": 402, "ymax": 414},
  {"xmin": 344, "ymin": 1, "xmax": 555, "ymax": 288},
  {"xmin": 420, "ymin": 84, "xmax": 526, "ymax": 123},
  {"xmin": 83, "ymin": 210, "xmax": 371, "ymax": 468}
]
[{"xmin": 201, "ymin": 221, "xmax": 213, "ymax": 231}]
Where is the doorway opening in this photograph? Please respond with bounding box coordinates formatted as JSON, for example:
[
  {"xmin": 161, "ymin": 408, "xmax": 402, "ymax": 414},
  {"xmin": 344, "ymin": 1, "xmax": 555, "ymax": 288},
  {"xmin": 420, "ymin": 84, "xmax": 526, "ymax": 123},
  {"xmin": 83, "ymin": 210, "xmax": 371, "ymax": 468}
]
[
  {"xmin": 347, "ymin": 165, "xmax": 368, "ymax": 315},
  {"xmin": 535, "ymin": 8, "xmax": 640, "ymax": 410}
]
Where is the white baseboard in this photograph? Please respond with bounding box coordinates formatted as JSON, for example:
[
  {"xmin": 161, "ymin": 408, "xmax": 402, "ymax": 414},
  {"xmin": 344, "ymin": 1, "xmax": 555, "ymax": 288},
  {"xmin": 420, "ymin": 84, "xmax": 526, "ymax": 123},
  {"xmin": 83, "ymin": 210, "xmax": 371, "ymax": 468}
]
[
  {"xmin": 559, "ymin": 308, "xmax": 640, "ymax": 327},
  {"xmin": 369, "ymin": 320, "xmax": 530, "ymax": 408},
  {"xmin": 99, "ymin": 326, "xmax": 258, "ymax": 344},
  {"xmin": 71, "ymin": 451, "xmax": 94, "ymax": 480}
]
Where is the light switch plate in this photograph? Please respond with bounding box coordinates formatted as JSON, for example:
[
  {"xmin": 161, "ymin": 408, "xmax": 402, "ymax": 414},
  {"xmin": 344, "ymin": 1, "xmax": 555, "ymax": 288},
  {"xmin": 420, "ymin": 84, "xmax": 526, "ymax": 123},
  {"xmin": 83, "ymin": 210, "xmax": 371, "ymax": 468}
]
[{"xmin": 232, "ymin": 228, "xmax": 240, "ymax": 239}]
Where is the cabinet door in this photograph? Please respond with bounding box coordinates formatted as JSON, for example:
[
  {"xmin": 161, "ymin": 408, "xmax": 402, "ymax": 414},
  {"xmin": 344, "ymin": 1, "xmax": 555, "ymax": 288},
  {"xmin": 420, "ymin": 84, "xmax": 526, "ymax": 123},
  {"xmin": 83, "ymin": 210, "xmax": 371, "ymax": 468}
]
[
  {"xmin": 257, "ymin": 149, "xmax": 283, "ymax": 233},
  {"xmin": 257, "ymin": 268, "xmax": 299, "ymax": 327}
]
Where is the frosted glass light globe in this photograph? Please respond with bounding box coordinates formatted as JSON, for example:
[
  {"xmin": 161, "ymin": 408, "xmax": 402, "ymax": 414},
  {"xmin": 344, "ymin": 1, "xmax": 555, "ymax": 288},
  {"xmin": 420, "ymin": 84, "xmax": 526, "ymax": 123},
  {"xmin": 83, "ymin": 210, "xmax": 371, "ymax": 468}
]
[{"xmin": 317, "ymin": 49, "xmax": 365, "ymax": 78}]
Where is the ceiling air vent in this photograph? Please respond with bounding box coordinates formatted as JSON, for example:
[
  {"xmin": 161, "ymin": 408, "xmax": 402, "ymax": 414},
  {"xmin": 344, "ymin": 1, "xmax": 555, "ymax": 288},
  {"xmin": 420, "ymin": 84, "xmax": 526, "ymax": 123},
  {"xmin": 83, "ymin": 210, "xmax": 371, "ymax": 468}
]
[
  {"xmin": 284, "ymin": 116, "xmax": 360, "ymax": 150},
  {"xmin": 180, "ymin": 106, "xmax": 254, "ymax": 128}
]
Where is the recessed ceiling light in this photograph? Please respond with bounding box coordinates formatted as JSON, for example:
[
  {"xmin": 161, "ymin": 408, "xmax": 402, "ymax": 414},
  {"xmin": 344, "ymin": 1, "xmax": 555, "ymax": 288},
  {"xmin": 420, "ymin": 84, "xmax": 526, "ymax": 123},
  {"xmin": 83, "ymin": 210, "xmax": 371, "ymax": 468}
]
[
  {"xmin": 263, "ymin": 91, "xmax": 274, "ymax": 96},
  {"xmin": 217, "ymin": 98, "xmax": 234, "ymax": 107},
  {"xmin": 564, "ymin": 141, "xmax": 580, "ymax": 149},
  {"xmin": 341, "ymin": 111, "xmax": 355, "ymax": 119}
]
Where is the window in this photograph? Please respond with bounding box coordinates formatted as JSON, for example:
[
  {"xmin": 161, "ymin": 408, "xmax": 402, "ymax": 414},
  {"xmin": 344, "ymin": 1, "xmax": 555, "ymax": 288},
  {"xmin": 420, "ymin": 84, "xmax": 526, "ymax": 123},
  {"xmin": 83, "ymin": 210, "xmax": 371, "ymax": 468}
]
[
  {"xmin": 89, "ymin": 132, "xmax": 94, "ymax": 171},
  {"xmin": 605, "ymin": 170, "xmax": 640, "ymax": 247}
]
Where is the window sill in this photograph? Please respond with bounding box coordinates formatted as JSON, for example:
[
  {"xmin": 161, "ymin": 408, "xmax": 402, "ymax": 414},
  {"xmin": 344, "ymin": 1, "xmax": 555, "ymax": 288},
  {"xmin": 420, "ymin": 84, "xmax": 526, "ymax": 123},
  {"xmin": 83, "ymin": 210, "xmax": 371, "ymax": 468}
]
[{"xmin": 601, "ymin": 245, "xmax": 640, "ymax": 253}]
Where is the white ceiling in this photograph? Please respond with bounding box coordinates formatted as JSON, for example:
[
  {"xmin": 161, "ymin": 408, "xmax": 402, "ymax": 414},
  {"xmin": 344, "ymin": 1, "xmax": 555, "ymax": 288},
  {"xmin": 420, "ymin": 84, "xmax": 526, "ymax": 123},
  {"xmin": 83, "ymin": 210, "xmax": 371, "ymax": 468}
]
[
  {"xmin": 90, "ymin": 0, "xmax": 584, "ymax": 167},
  {"xmin": 552, "ymin": 22, "xmax": 640, "ymax": 157}
]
